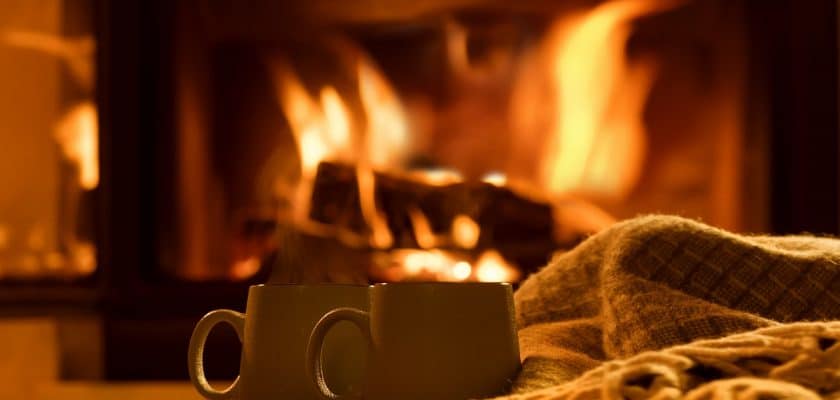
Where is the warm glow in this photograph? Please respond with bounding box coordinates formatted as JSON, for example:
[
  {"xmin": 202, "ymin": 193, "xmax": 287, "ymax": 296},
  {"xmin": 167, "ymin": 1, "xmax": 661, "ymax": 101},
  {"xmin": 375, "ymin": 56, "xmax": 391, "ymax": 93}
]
[
  {"xmin": 482, "ymin": 172, "xmax": 507, "ymax": 187},
  {"xmin": 0, "ymin": 225, "xmax": 9, "ymax": 250},
  {"xmin": 407, "ymin": 207, "xmax": 439, "ymax": 249},
  {"xmin": 231, "ymin": 257, "xmax": 261, "ymax": 280},
  {"xmin": 358, "ymin": 60, "xmax": 410, "ymax": 169},
  {"xmin": 406, "ymin": 168, "xmax": 463, "ymax": 186},
  {"xmin": 393, "ymin": 249, "xmax": 456, "ymax": 277},
  {"xmin": 1, "ymin": 31, "xmax": 95, "ymax": 91},
  {"xmin": 451, "ymin": 214, "xmax": 480, "ymax": 249},
  {"xmin": 272, "ymin": 64, "xmax": 353, "ymax": 178},
  {"xmin": 475, "ymin": 250, "xmax": 519, "ymax": 282},
  {"xmin": 271, "ymin": 55, "xmax": 410, "ymax": 248},
  {"xmin": 523, "ymin": 0, "xmax": 677, "ymax": 199},
  {"xmin": 451, "ymin": 261, "xmax": 472, "ymax": 281},
  {"xmin": 54, "ymin": 101, "xmax": 99, "ymax": 190},
  {"xmin": 375, "ymin": 246, "xmax": 524, "ymax": 283},
  {"xmin": 357, "ymin": 165, "xmax": 394, "ymax": 249},
  {"xmin": 70, "ymin": 241, "xmax": 96, "ymax": 275},
  {"xmin": 320, "ymin": 86, "xmax": 352, "ymax": 158}
]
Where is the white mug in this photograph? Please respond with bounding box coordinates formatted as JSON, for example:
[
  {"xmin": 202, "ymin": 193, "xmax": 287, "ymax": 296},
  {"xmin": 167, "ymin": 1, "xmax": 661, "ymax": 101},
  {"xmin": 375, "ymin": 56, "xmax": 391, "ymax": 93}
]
[
  {"xmin": 188, "ymin": 284, "xmax": 369, "ymax": 399},
  {"xmin": 307, "ymin": 282, "xmax": 520, "ymax": 400}
]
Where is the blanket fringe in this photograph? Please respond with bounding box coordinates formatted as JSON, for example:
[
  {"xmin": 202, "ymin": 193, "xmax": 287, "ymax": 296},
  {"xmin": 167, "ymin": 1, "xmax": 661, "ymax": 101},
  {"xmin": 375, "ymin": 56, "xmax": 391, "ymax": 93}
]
[{"xmin": 496, "ymin": 322, "xmax": 840, "ymax": 400}]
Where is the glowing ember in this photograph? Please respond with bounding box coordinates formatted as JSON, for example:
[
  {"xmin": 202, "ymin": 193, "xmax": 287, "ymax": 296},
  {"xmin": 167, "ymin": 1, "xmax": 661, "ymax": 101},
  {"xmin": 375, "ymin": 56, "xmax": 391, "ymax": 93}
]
[
  {"xmin": 393, "ymin": 249, "xmax": 456, "ymax": 277},
  {"xmin": 475, "ymin": 250, "xmax": 519, "ymax": 282},
  {"xmin": 451, "ymin": 214, "xmax": 480, "ymax": 249},
  {"xmin": 482, "ymin": 172, "xmax": 507, "ymax": 187},
  {"xmin": 451, "ymin": 261, "xmax": 472, "ymax": 281},
  {"xmin": 406, "ymin": 168, "xmax": 463, "ymax": 186},
  {"xmin": 54, "ymin": 101, "xmax": 99, "ymax": 190},
  {"xmin": 378, "ymin": 247, "xmax": 520, "ymax": 283}
]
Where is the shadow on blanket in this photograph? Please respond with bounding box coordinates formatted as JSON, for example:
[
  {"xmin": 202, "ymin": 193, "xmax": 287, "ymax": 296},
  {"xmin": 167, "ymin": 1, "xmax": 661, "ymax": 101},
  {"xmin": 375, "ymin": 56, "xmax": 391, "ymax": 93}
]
[{"xmin": 501, "ymin": 215, "xmax": 840, "ymax": 399}]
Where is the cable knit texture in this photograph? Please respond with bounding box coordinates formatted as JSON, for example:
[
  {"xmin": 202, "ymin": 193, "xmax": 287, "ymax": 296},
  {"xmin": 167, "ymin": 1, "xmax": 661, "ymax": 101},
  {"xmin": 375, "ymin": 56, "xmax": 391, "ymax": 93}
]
[{"xmin": 495, "ymin": 215, "xmax": 840, "ymax": 399}]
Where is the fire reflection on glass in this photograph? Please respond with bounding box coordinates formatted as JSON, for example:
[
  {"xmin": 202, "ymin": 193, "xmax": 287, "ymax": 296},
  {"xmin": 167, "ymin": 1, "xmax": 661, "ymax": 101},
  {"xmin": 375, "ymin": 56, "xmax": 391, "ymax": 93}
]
[{"xmin": 0, "ymin": 0, "xmax": 97, "ymax": 280}]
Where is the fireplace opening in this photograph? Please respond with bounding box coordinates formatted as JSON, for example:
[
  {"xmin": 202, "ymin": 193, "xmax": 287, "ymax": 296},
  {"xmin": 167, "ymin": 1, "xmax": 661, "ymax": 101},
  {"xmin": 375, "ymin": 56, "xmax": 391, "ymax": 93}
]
[{"xmin": 160, "ymin": 0, "xmax": 766, "ymax": 284}]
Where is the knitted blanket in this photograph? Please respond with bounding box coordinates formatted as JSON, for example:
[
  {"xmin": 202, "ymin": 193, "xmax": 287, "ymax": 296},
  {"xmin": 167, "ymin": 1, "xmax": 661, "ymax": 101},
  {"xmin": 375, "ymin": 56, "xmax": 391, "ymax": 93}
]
[{"xmin": 498, "ymin": 215, "xmax": 840, "ymax": 399}]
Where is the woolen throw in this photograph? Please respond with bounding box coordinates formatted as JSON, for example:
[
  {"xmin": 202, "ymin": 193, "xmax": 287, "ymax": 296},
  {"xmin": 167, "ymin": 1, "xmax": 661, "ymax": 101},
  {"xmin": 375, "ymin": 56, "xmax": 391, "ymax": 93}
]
[{"xmin": 497, "ymin": 215, "xmax": 840, "ymax": 399}]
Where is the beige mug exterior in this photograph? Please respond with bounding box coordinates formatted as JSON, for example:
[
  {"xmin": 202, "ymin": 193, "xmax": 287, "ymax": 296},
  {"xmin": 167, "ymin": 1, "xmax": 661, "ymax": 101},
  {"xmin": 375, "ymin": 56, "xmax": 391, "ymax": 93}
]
[
  {"xmin": 308, "ymin": 282, "xmax": 520, "ymax": 400},
  {"xmin": 189, "ymin": 284, "xmax": 369, "ymax": 399}
]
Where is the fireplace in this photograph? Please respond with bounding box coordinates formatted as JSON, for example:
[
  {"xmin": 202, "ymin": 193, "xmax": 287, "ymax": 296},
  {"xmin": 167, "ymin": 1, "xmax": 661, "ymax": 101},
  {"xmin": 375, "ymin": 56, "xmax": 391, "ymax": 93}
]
[
  {"xmin": 0, "ymin": 0, "xmax": 837, "ymax": 381},
  {"xmin": 156, "ymin": 0, "xmax": 767, "ymax": 284}
]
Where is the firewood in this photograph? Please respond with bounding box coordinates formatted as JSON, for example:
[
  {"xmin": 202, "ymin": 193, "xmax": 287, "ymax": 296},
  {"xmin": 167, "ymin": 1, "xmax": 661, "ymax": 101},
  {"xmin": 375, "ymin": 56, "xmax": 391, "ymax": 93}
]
[{"xmin": 306, "ymin": 161, "xmax": 561, "ymax": 273}]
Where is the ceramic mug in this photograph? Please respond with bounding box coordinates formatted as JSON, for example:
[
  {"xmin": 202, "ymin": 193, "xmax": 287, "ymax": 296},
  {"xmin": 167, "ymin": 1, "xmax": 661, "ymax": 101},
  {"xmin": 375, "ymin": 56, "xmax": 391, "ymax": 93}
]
[
  {"xmin": 307, "ymin": 282, "xmax": 520, "ymax": 400},
  {"xmin": 188, "ymin": 284, "xmax": 369, "ymax": 399}
]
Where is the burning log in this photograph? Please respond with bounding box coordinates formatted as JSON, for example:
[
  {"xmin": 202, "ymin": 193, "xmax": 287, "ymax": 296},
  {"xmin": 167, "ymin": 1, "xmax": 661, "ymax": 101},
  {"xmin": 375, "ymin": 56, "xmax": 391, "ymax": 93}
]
[{"xmin": 307, "ymin": 161, "xmax": 561, "ymax": 273}]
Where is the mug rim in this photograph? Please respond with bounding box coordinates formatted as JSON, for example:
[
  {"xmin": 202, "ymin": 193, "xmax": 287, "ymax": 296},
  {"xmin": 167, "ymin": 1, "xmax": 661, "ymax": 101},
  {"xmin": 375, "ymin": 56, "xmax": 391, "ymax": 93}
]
[
  {"xmin": 252, "ymin": 283, "xmax": 371, "ymax": 288},
  {"xmin": 372, "ymin": 282, "xmax": 511, "ymax": 287}
]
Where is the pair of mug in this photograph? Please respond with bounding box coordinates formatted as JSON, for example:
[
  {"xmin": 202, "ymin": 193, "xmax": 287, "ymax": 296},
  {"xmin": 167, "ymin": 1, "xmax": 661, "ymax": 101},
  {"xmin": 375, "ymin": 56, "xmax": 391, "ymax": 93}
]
[{"xmin": 188, "ymin": 283, "xmax": 520, "ymax": 400}]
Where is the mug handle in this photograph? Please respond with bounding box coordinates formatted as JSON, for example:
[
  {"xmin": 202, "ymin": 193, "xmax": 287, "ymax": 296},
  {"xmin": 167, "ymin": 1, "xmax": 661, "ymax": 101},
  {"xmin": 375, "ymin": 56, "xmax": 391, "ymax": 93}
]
[
  {"xmin": 188, "ymin": 309, "xmax": 246, "ymax": 400},
  {"xmin": 306, "ymin": 307, "xmax": 371, "ymax": 400}
]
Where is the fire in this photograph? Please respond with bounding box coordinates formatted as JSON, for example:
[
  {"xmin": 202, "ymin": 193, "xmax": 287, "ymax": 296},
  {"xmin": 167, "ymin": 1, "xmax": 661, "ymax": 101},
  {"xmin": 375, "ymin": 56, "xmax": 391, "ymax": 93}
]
[
  {"xmin": 379, "ymin": 248, "xmax": 518, "ymax": 283},
  {"xmin": 451, "ymin": 214, "xmax": 480, "ymax": 249},
  {"xmin": 54, "ymin": 101, "xmax": 99, "ymax": 190},
  {"xmin": 399, "ymin": 249, "xmax": 454, "ymax": 276},
  {"xmin": 271, "ymin": 55, "xmax": 410, "ymax": 176},
  {"xmin": 451, "ymin": 261, "xmax": 472, "ymax": 281},
  {"xmin": 482, "ymin": 172, "xmax": 507, "ymax": 187},
  {"xmin": 515, "ymin": 0, "xmax": 678, "ymax": 200},
  {"xmin": 358, "ymin": 60, "xmax": 411, "ymax": 169},
  {"xmin": 272, "ymin": 64, "xmax": 353, "ymax": 178},
  {"xmin": 357, "ymin": 165, "xmax": 394, "ymax": 249},
  {"xmin": 475, "ymin": 250, "xmax": 519, "ymax": 282},
  {"xmin": 406, "ymin": 168, "xmax": 463, "ymax": 186},
  {"xmin": 267, "ymin": 2, "xmax": 680, "ymax": 284},
  {"xmin": 271, "ymin": 55, "xmax": 410, "ymax": 249},
  {"xmin": 407, "ymin": 207, "xmax": 439, "ymax": 249}
]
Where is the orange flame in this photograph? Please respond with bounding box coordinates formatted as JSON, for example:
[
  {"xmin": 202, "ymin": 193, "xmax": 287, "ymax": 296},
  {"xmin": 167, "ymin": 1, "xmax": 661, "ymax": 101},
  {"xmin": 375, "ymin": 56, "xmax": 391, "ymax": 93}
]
[
  {"xmin": 357, "ymin": 165, "xmax": 394, "ymax": 249},
  {"xmin": 271, "ymin": 55, "xmax": 410, "ymax": 248},
  {"xmin": 407, "ymin": 207, "xmax": 439, "ymax": 249},
  {"xmin": 375, "ymin": 247, "xmax": 520, "ymax": 283},
  {"xmin": 482, "ymin": 172, "xmax": 507, "ymax": 187},
  {"xmin": 406, "ymin": 168, "xmax": 463, "ymax": 186},
  {"xmin": 450, "ymin": 261, "xmax": 472, "ymax": 281},
  {"xmin": 475, "ymin": 250, "xmax": 519, "ymax": 282},
  {"xmin": 273, "ymin": 64, "xmax": 353, "ymax": 178},
  {"xmin": 55, "ymin": 101, "xmax": 99, "ymax": 190},
  {"xmin": 451, "ymin": 214, "xmax": 480, "ymax": 249},
  {"xmin": 358, "ymin": 60, "xmax": 410, "ymax": 169},
  {"xmin": 518, "ymin": 0, "xmax": 679, "ymax": 199}
]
